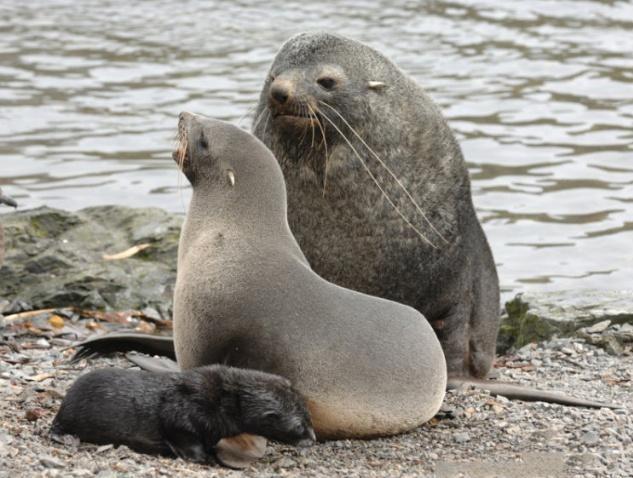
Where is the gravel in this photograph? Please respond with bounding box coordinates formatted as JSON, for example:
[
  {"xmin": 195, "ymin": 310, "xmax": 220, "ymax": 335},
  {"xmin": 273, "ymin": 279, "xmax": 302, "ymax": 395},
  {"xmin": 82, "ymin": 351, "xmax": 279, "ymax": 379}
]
[{"xmin": 1, "ymin": 317, "xmax": 631, "ymax": 477}]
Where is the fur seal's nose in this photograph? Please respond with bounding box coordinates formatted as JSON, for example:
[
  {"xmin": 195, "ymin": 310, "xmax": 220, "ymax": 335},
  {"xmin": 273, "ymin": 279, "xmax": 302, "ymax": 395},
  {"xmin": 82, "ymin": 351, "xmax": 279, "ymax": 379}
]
[
  {"xmin": 179, "ymin": 111, "xmax": 194, "ymax": 123},
  {"xmin": 269, "ymin": 80, "xmax": 293, "ymax": 106},
  {"xmin": 270, "ymin": 85, "xmax": 289, "ymax": 105}
]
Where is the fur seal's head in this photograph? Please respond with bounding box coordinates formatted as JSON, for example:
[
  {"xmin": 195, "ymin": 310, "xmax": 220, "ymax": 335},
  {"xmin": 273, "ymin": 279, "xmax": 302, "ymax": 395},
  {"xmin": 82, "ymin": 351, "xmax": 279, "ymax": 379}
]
[
  {"xmin": 253, "ymin": 32, "xmax": 396, "ymax": 169},
  {"xmin": 212, "ymin": 366, "xmax": 316, "ymax": 446},
  {"xmin": 173, "ymin": 112, "xmax": 287, "ymax": 214}
]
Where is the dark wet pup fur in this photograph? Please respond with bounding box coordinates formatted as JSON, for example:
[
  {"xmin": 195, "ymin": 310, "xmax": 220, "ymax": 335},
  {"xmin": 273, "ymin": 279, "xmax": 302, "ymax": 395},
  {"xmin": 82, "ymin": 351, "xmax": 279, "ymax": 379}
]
[{"xmin": 51, "ymin": 365, "xmax": 315, "ymax": 464}]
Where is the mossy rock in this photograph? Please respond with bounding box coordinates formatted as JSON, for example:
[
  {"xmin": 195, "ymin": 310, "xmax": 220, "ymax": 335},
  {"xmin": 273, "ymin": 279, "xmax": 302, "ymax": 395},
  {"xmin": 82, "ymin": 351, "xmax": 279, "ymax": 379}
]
[
  {"xmin": 498, "ymin": 290, "xmax": 633, "ymax": 353},
  {"xmin": 0, "ymin": 206, "xmax": 182, "ymax": 314}
]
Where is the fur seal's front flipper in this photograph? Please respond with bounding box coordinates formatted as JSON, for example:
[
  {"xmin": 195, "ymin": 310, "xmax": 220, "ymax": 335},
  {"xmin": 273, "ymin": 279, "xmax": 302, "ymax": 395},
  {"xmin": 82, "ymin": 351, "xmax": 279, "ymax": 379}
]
[
  {"xmin": 125, "ymin": 352, "xmax": 180, "ymax": 373},
  {"xmin": 214, "ymin": 434, "xmax": 268, "ymax": 469},
  {"xmin": 71, "ymin": 333, "xmax": 176, "ymax": 362},
  {"xmin": 447, "ymin": 378, "xmax": 621, "ymax": 409}
]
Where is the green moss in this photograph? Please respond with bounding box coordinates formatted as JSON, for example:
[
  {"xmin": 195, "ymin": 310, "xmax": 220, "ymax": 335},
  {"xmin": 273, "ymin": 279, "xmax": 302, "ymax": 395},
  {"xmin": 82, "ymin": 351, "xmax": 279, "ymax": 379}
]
[{"xmin": 498, "ymin": 295, "xmax": 559, "ymax": 353}]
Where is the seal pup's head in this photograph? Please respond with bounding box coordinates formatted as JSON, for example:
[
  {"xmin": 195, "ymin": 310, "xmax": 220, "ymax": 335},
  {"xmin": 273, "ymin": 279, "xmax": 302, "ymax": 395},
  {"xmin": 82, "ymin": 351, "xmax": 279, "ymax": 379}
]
[
  {"xmin": 173, "ymin": 112, "xmax": 288, "ymax": 220},
  {"xmin": 195, "ymin": 366, "xmax": 316, "ymax": 446}
]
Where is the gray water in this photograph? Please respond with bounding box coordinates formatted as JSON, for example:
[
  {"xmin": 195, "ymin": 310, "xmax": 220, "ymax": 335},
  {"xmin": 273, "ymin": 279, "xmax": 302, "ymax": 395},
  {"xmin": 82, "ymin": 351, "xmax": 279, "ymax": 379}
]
[{"xmin": 1, "ymin": 0, "xmax": 632, "ymax": 297}]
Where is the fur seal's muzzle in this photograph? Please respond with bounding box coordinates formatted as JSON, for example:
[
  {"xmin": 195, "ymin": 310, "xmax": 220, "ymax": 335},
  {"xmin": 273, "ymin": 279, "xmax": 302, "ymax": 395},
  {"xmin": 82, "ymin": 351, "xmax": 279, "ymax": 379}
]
[
  {"xmin": 173, "ymin": 112, "xmax": 192, "ymax": 169},
  {"xmin": 268, "ymin": 78, "xmax": 317, "ymax": 126}
]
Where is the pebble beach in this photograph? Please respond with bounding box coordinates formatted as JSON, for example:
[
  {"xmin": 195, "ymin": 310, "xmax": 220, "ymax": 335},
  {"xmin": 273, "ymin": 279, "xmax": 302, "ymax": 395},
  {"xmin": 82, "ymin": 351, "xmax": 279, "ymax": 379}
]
[{"xmin": 1, "ymin": 309, "xmax": 630, "ymax": 478}]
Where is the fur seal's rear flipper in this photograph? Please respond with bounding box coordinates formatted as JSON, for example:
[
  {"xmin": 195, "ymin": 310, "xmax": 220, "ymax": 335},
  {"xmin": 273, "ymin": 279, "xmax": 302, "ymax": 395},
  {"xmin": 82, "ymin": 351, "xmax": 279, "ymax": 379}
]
[
  {"xmin": 125, "ymin": 352, "xmax": 180, "ymax": 373},
  {"xmin": 71, "ymin": 333, "xmax": 176, "ymax": 362},
  {"xmin": 447, "ymin": 378, "xmax": 621, "ymax": 409},
  {"xmin": 214, "ymin": 434, "xmax": 268, "ymax": 469}
]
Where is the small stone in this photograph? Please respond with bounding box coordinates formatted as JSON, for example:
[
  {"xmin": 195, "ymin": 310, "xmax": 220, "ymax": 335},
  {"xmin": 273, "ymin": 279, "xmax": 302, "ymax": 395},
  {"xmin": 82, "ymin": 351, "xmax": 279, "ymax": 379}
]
[
  {"xmin": 581, "ymin": 431, "xmax": 600, "ymax": 446},
  {"xmin": 96, "ymin": 444, "xmax": 114, "ymax": 453},
  {"xmin": 454, "ymin": 432, "xmax": 470, "ymax": 443},
  {"xmin": 40, "ymin": 456, "xmax": 64, "ymax": 468},
  {"xmin": 587, "ymin": 320, "xmax": 611, "ymax": 334},
  {"xmin": 3, "ymin": 300, "xmax": 32, "ymax": 315},
  {"xmin": 25, "ymin": 408, "xmax": 46, "ymax": 421},
  {"xmin": 140, "ymin": 307, "xmax": 161, "ymax": 321},
  {"xmin": 275, "ymin": 457, "xmax": 297, "ymax": 468},
  {"xmin": 35, "ymin": 338, "xmax": 51, "ymax": 349},
  {"xmin": 71, "ymin": 470, "xmax": 93, "ymax": 477},
  {"xmin": 48, "ymin": 315, "xmax": 65, "ymax": 329}
]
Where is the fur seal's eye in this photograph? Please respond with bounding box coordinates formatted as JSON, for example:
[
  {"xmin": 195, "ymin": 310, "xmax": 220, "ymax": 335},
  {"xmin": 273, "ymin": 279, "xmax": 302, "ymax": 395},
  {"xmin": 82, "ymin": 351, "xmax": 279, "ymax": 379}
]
[
  {"xmin": 199, "ymin": 133, "xmax": 208, "ymax": 149},
  {"xmin": 317, "ymin": 77, "xmax": 337, "ymax": 90}
]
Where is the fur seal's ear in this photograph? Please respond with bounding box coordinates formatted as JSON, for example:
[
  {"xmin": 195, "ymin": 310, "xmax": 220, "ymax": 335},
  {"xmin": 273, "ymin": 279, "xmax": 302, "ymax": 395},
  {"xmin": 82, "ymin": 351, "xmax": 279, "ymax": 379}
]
[
  {"xmin": 367, "ymin": 81, "xmax": 386, "ymax": 91},
  {"xmin": 227, "ymin": 170, "xmax": 236, "ymax": 187}
]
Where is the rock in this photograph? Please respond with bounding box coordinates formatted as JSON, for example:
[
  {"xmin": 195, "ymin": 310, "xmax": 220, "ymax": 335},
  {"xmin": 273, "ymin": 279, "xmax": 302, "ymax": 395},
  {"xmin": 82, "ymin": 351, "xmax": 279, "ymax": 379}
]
[
  {"xmin": 581, "ymin": 431, "xmax": 600, "ymax": 446},
  {"xmin": 0, "ymin": 206, "xmax": 182, "ymax": 312},
  {"xmin": 275, "ymin": 457, "xmax": 297, "ymax": 469},
  {"xmin": 454, "ymin": 432, "xmax": 470, "ymax": 443},
  {"xmin": 40, "ymin": 456, "xmax": 65, "ymax": 468},
  {"xmin": 498, "ymin": 290, "xmax": 633, "ymax": 352},
  {"xmin": 587, "ymin": 320, "xmax": 611, "ymax": 334}
]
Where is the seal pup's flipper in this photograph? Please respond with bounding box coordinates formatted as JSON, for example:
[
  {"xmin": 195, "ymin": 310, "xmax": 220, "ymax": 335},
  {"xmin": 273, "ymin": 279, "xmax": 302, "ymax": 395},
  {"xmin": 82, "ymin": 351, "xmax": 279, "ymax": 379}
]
[
  {"xmin": 214, "ymin": 434, "xmax": 267, "ymax": 469},
  {"xmin": 71, "ymin": 333, "xmax": 176, "ymax": 362},
  {"xmin": 125, "ymin": 352, "xmax": 180, "ymax": 373},
  {"xmin": 447, "ymin": 378, "xmax": 620, "ymax": 409}
]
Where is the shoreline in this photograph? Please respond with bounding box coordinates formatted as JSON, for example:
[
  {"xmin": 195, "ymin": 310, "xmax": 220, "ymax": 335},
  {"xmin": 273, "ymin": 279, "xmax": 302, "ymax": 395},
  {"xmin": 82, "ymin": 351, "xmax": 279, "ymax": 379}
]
[{"xmin": 1, "ymin": 205, "xmax": 632, "ymax": 476}]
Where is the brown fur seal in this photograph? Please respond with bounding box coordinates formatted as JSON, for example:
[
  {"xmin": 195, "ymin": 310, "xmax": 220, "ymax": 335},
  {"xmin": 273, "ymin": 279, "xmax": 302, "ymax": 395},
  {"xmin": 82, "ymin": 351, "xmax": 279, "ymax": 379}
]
[
  {"xmin": 0, "ymin": 188, "xmax": 18, "ymax": 266},
  {"xmin": 51, "ymin": 365, "xmax": 315, "ymax": 467},
  {"xmin": 252, "ymin": 31, "xmax": 499, "ymax": 381},
  {"xmin": 170, "ymin": 112, "xmax": 446, "ymax": 439}
]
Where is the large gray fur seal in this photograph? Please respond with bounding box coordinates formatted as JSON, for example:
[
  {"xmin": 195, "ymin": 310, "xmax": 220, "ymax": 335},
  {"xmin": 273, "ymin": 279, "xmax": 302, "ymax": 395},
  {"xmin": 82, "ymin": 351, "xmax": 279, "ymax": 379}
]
[
  {"xmin": 252, "ymin": 31, "xmax": 498, "ymax": 380},
  {"xmin": 170, "ymin": 112, "xmax": 446, "ymax": 439}
]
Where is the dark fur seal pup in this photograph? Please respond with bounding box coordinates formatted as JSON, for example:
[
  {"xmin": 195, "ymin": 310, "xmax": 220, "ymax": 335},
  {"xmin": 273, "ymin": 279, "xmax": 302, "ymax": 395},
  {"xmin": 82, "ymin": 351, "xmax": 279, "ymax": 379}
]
[
  {"xmin": 51, "ymin": 365, "xmax": 315, "ymax": 466},
  {"xmin": 252, "ymin": 31, "xmax": 499, "ymax": 381},
  {"xmin": 0, "ymin": 188, "xmax": 18, "ymax": 266},
  {"xmin": 170, "ymin": 112, "xmax": 446, "ymax": 439}
]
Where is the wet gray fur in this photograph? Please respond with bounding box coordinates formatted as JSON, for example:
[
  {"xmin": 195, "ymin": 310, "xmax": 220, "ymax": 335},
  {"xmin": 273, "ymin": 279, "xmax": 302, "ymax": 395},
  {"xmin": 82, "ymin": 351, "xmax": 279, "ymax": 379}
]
[{"xmin": 253, "ymin": 32, "xmax": 499, "ymax": 379}]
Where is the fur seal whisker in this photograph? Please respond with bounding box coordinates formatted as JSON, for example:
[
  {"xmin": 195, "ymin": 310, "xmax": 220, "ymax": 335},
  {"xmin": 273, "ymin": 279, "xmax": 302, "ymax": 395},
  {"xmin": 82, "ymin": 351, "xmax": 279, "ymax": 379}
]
[
  {"xmin": 252, "ymin": 107, "xmax": 269, "ymax": 132},
  {"xmin": 319, "ymin": 100, "xmax": 449, "ymax": 245},
  {"xmin": 238, "ymin": 105, "xmax": 258, "ymax": 128},
  {"xmin": 261, "ymin": 110, "xmax": 271, "ymax": 137},
  {"xmin": 307, "ymin": 103, "xmax": 330, "ymax": 196},
  {"xmin": 319, "ymin": 109, "xmax": 438, "ymax": 249}
]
